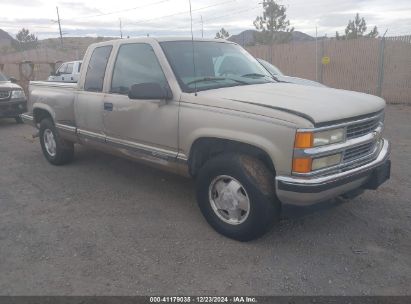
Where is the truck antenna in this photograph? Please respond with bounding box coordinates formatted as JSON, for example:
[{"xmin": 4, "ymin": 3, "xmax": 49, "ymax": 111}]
[{"xmin": 188, "ymin": 0, "xmax": 198, "ymax": 96}]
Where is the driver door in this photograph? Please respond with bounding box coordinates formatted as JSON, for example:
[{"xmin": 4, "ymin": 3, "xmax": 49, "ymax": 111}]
[{"xmin": 102, "ymin": 42, "xmax": 179, "ymax": 160}]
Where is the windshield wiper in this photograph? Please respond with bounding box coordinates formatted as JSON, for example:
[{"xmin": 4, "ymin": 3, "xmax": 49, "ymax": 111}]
[
  {"xmin": 187, "ymin": 77, "xmax": 248, "ymax": 86},
  {"xmin": 241, "ymin": 73, "xmax": 267, "ymax": 78},
  {"xmin": 241, "ymin": 73, "xmax": 279, "ymax": 83}
]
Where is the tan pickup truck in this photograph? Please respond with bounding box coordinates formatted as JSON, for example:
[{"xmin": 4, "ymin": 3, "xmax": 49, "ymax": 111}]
[{"xmin": 21, "ymin": 37, "xmax": 391, "ymax": 241}]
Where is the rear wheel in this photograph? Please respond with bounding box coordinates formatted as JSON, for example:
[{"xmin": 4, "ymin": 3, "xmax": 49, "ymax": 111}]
[
  {"xmin": 196, "ymin": 153, "xmax": 281, "ymax": 241},
  {"xmin": 39, "ymin": 118, "xmax": 74, "ymax": 165}
]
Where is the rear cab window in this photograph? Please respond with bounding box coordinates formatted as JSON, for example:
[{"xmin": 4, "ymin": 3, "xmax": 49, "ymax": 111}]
[{"xmin": 84, "ymin": 46, "xmax": 113, "ymax": 92}]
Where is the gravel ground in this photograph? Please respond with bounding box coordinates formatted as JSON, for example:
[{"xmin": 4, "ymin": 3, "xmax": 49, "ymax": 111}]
[{"xmin": 0, "ymin": 105, "xmax": 410, "ymax": 296}]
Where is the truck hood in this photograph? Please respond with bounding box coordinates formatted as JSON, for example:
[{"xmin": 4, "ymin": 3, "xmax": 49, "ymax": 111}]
[{"xmin": 199, "ymin": 83, "xmax": 385, "ymax": 126}]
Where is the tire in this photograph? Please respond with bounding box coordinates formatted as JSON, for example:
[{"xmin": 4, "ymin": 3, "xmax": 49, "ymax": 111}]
[
  {"xmin": 39, "ymin": 118, "xmax": 74, "ymax": 165},
  {"xmin": 15, "ymin": 116, "xmax": 23, "ymax": 124},
  {"xmin": 196, "ymin": 153, "xmax": 281, "ymax": 241}
]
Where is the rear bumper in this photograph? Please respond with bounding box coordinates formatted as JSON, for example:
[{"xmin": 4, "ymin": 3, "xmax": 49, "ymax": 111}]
[
  {"xmin": 276, "ymin": 139, "xmax": 391, "ymax": 205},
  {"xmin": 0, "ymin": 100, "xmax": 27, "ymax": 118}
]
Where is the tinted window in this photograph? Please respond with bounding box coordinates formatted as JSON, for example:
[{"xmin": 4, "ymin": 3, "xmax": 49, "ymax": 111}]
[
  {"xmin": 84, "ymin": 46, "xmax": 112, "ymax": 92},
  {"xmin": 66, "ymin": 63, "xmax": 74, "ymax": 74},
  {"xmin": 111, "ymin": 43, "xmax": 167, "ymax": 95}
]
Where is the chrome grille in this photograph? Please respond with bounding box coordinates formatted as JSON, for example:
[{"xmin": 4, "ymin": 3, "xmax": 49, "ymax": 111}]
[
  {"xmin": 0, "ymin": 90, "xmax": 10, "ymax": 100},
  {"xmin": 343, "ymin": 142, "xmax": 375, "ymax": 163},
  {"xmin": 346, "ymin": 116, "xmax": 382, "ymax": 139}
]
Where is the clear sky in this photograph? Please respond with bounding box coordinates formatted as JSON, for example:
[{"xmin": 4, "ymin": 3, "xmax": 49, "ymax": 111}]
[{"xmin": 1, "ymin": 0, "xmax": 410, "ymax": 39}]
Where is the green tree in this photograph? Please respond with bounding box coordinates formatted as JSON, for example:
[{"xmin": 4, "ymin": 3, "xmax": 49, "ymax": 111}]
[
  {"xmin": 13, "ymin": 28, "xmax": 38, "ymax": 50},
  {"xmin": 253, "ymin": 0, "xmax": 294, "ymax": 44},
  {"xmin": 336, "ymin": 13, "xmax": 378, "ymax": 40},
  {"xmin": 215, "ymin": 28, "xmax": 230, "ymax": 39}
]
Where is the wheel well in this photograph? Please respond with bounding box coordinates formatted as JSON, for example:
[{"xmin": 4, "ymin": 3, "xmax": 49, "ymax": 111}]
[
  {"xmin": 188, "ymin": 138, "xmax": 276, "ymax": 177},
  {"xmin": 33, "ymin": 108, "xmax": 52, "ymax": 124}
]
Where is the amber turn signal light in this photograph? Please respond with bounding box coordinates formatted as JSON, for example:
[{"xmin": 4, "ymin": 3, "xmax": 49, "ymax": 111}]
[
  {"xmin": 294, "ymin": 132, "xmax": 313, "ymax": 148},
  {"xmin": 292, "ymin": 158, "xmax": 312, "ymax": 173}
]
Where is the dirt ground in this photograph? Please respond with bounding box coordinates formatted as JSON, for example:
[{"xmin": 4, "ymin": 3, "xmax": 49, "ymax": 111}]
[{"xmin": 0, "ymin": 105, "xmax": 410, "ymax": 295}]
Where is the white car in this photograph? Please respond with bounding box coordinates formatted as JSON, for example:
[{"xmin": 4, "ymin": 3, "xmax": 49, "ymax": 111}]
[
  {"xmin": 257, "ymin": 58, "xmax": 326, "ymax": 87},
  {"xmin": 48, "ymin": 60, "xmax": 82, "ymax": 83}
]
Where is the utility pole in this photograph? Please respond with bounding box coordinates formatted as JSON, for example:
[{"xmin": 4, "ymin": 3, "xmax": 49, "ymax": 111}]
[
  {"xmin": 200, "ymin": 15, "xmax": 204, "ymax": 38},
  {"xmin": 119, "ymin": 18, "xmax": 123, "ymax": 39},
  {"xmin": 315, "ymin": 26, "xmax": 318, "ymax": 81},
  {"xmin": 56, "ymin": 6, "xmax": 63, "ymax": 47}
]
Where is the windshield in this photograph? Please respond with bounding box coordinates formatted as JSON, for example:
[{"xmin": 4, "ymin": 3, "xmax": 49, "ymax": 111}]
[
  {"xmin": 160, "ymin": 41, "xmax": 275, "ymax": 93},
  {"xmin": 0, "ymin": 72, "xmax": 8, "ymax": 82},
  {"xmin": 257, "ymin": 59, "xmax": 284, "ymax": 76}
]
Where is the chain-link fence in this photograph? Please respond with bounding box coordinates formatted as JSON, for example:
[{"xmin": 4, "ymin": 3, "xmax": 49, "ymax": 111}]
[{"xmin": 246, "ymin": 35, "xmax": 411, "ymax": 104}]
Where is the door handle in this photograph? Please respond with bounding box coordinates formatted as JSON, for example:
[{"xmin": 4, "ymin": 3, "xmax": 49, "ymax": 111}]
[{"xmin": 104, "ymin": 102, "xmax": 113, "ymax": 111}]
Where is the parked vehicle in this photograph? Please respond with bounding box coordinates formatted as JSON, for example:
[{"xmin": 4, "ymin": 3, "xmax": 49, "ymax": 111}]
[
  {"xmin": 0, "ymin": 72, "xmax": 27, "ymax": 123},
  {"xmin": 48, "ymin": 60, "xmax": 82, "ymax": 83},
  {"xmin": 22, "ymin": 38, "xmax": 391, "ymax": 241},
  {"xmin": 257, "ymin": 58, "xmax": 326, "ymax": 87}
]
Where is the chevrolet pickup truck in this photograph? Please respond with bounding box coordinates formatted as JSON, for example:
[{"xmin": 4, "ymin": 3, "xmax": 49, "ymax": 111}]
[{"xmin": 21, "ymin": 38, "xmax": 391, "ymax": 241}]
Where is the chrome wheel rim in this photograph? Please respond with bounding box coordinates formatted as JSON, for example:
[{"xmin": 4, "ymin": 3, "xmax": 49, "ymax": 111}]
[
  {"xmin": 208, "ymin": 175, "xmax": 250, "ymax": 225},
  {"xmin": 43, "ymin": 129, "xmax": 56, "ymax": 157}
]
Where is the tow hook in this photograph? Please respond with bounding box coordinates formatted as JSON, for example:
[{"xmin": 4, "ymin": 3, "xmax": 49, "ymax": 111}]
[{"xmin": 32, "ymin": 131, "xmax": 39, "ymax": 138}]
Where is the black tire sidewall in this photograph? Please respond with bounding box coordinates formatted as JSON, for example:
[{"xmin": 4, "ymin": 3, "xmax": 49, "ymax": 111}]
[
  {"xmin": 39, "ymin": 118, "xmax": 72, "ymax": 165},
  {"xmin": 196, "ymin": 154, "xmax": 280, "ymax": 241}
]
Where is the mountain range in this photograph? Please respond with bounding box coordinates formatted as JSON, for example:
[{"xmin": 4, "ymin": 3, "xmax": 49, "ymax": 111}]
[{"xmin": 0, "ymin": 28, "xmax": 316, "ymax": 53}]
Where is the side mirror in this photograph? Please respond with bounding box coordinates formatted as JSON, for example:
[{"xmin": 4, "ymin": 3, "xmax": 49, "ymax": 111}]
[
  {"xmin": 9, "ymin": 77, "xmax": 17, "ymax": 83},
  {"xmin": 128, "ymin": 82, "xmax": 172, "ymax": 100}
]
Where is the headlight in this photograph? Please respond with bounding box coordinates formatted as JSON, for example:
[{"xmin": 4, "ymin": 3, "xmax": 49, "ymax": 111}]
[
  {"xmin": 313, "ymin": 128, "xmax": 345, "ymax": 146},
  {"xmin": 11, "ymin": 90, "xmax": 26, "ymax": 100},
  {"xmin": 293, "ymin": 128, "xmax": 345, "ymax": 174},
  {"xmin": 292, "ymin": 153, "xmax": 342, "ymax": 173},
  {"xmin": 312, "ymin": 153, "xmax": 342, "ymax": 170},
  {"xmin": 294, "ymin": 128, "xmax": 345, "ymax": 148}
]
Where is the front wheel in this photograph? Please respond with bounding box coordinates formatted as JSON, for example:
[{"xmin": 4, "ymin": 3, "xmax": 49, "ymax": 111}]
[
  {"xmin": 196, "ymin": 154, "xmax": 281, "ymax": 241},
  {"xmin": 39, "ymin": 118, "xmax": 74, "ymax": 165}
]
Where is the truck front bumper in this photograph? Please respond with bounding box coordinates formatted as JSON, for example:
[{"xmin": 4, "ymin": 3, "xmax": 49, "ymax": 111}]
[
  {"xmin": 0, "ymin": 99, "xmax": 27, "ymax": 118},
  {"xmin": 276, "ymin": 139, "xmax": 391, "ymax": 206}
]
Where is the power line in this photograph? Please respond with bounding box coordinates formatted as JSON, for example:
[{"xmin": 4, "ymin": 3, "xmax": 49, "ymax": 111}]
[
  {"xmin": 142, "ymin": 4, "xmax": 261, "ymax": 36},
  {"xmin": 201, "ymin": 5, "xmax": 260, "ymax": 23},
  {"xmin": 134, "ymin": 0, "xmax": 236, "ymax": 25},
  {"xmin": 62, "ymin": 0, "xmax": 171, "ymax": 22}
]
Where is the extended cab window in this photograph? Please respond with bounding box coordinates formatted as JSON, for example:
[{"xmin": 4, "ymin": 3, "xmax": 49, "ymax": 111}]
[
  {"xmin": 111, "ymin": 43, "xmax": 167, "ymax": 95},
  {"xmin": 84, "ymin": 46, "xmax": 112, "ymax": 92}
]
